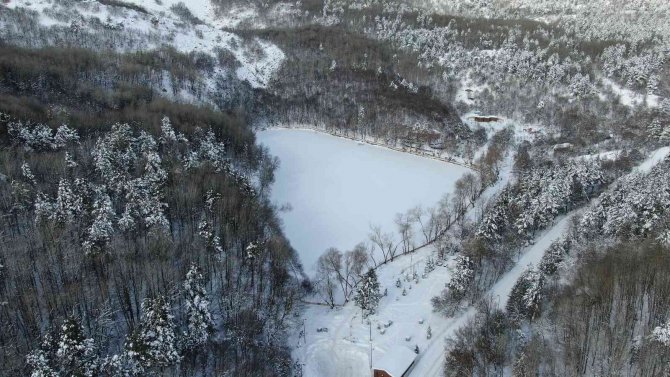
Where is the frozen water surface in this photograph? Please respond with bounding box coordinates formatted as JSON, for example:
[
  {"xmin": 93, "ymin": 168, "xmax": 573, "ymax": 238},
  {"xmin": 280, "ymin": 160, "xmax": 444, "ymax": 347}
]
[{"xmin": 257, "ymin": 129, "xmax": 471, "ymax": 273}]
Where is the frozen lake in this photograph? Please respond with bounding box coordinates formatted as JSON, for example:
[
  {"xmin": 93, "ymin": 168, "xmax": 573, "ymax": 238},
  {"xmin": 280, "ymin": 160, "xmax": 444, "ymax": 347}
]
[{"xmin": 257, "ymin": 129, "xmax": 471, "ymax": 273}]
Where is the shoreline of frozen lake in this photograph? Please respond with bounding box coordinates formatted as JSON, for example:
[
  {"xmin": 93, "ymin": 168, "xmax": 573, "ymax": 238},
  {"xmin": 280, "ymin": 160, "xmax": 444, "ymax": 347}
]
[{"xmin": 256, "ymin": 128, "xmax": 472, "ymax": 273}]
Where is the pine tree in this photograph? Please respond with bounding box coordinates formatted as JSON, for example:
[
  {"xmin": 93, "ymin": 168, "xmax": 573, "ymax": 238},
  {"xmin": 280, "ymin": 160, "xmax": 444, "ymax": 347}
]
[
  {"xmin": 652, "ymin": 321, "xmax": 670, "ymax": 346},
  {"xmin": 56, "ymin": 318, "xmax": 98, "ymax": 376},
  {"xmin": 64, "ymin": 152, "xmax": 77, "ymax": 168},
  {"xmin": 52, "ymin": 124, "xmax": 80, "ymax": 149},
  {"xmin": 82, "ymin": 187, "xmax": 115, "ymax": 255},
  {"xmin": 658, "ymin": 230, "xmax": 670, "ymax": 246},
  {"xmin": 26, "ymin": 348, "xmax": 58, "ymax": 377},
  {"xmin": 51, "ymin": 178, "xmax": 84, "ymax": 224},
  {"xmin": 21, "ymin": 162, "xmax": 36, "ymax": 185},
  {"xmin": 160, "ymin": 116, "xmax": 177, "ymax": 143},
  {"xmin": 507, "ymin": 268, "xmax": 545, "ymax": 322},
  {"xmin": 448, "ymin": 255, "xmax": 474, "ymax": 300},
  {"xmin": 124, "ymin": 296, "xmax": 179, "ymax": 371},
  {"xmin": 183, "ymin": 264, "xmax": 213, "ymax": 349},
  {"xmin": 538, "ymin": 238, "xmax": 569, "ymax": 275},
  {"xmin": 354, "ymin": 269, "xmax": 381, "ymax": 317},
  {"xmin": 27, "ymin": 319, "xmax": 97, "ymax": 377},
  {"xmin": 34, "ymin": 192, "xmax": 54, "ymax": 224}
]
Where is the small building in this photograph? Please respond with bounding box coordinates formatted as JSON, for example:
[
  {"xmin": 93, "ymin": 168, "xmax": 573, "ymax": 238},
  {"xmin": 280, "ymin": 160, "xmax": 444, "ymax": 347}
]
[
  {"xmin": 552, "ymin": 142, "xmax": 573, "ymax": 153},
  {"xmin": 372, "ymin": 347, "xmax": 417, "ymax": 377},
  {"xmin": 469, "ymin": 115, "xmax": 500, "ymax": 123}
]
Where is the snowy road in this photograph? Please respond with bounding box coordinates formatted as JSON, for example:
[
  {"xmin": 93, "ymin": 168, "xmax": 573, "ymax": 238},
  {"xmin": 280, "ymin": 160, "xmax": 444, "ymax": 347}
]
[{"xmin": 407, "ymin": 212, "xmax": 576, "ymax": 376}]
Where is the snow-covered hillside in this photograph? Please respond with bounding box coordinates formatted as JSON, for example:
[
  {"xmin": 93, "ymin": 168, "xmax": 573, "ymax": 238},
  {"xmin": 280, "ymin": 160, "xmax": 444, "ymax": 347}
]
[{"xmin": 3, "ymin": 0, "xmax": 284, "ymax": 89}]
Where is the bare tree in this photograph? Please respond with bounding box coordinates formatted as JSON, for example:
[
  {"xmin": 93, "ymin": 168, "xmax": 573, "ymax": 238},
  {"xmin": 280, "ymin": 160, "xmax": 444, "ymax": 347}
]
[
  {"xmin": 395, "ymin": 212, "xmax": 415, "ymax": 255},
  {"xmin": 460, "ymin": 172, "xmax": 482, "ymax": 205},
  {"xmin": 341, "ymin": 243, "xmax": 369, "ymax": 301},
  {"xmin": 315, "ymin": 252, "xmax": 339, "ymax": 308},
  {"xmin": 409, "ymin": 205, "xmax": 441, "ymax": 245},
  {"xmin": 369, "ymin": 225, "xmax": 399, "ymax": 264}
]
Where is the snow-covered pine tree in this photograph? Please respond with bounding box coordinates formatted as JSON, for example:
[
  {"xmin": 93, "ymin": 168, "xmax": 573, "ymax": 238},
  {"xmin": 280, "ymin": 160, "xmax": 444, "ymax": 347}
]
[
  {"xmin": 21, "ymin": 162, "xmax": 36, "ymax": 185},
  {"xmin": 51, "ymin": 178, "xmax": 85, "ymax": 224},
  {"xmin": 26, "ymin": 348, "xmax": 58, "ymax": 377},
  {"xmin": 52, "ymin": 124, "xmax": 79, "ymax": 149},
  {"xmin": 160, "ymin": 116, "xmax": 178, "ymax": 143},
  {"xmin": 506, "ymin": 267, "xmax": 545, "ymax": 322},
  {"xmin": 118, "ymin": 150, "xmax": 169, "ymax": 234},
  {"xmin": 183, "ymin": 264, "xmax": 213, "ymax": 349},
  {"xmin": 56, "ymin": 318, "xmax": 98, "ymax": 376},
  {"xmin": 447, "ymin": 255, "xmax": 474, "ymax": 300},
  {"xmin": 658, "ymin": 230, "xmax": 670, "ymax": 246},
  {"xmin": 184, "ymin": 129, "xmax": 227, "ymax": 172},
  {"xmin": 64, "ymin": 152, "xmax": 77, "ymax": 168},
  {"xmin": 10, "ymin": 163, "xmax": 35, "ymax": 211},
  {"xmin": 34, "ymin": 192, "xmax": 54, "ymax": 223},
  {"xmin": 9, "ymin": 122, "xmax": 54, "ymax": 151},
  {"xmin": 652, "ymin": 321, "xmax": 670, "ymax": 347},
  {"xmin": 539, "ymin": 238, "xmax": 569, "ymax": 275},
  {"xmin": 476, "ymin": 188, "xmax": 512, "ymax": 243},
  {"xmin": 82, "ymin": 187, "xmax": 115, "ymax": 255},
  {"xmin": 354, "ymin": 268, "xmax": 381, "ymax": 317},
  {"xmin": 92, "ymin": 123, "xmax": 138, "ymax": 194},
  {"xmin": 124, "ymin": 296, "xmax": 180, "ymax": 372}
]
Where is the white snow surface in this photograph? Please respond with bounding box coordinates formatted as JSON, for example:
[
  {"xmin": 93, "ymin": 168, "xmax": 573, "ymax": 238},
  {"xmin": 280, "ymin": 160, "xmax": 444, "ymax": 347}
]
[
  {"xmin": 257, "ymin": 129, "xmax": 472, "ymax": 272},
  {"xmin": 602, "ymin": 77, "xmax": 660, "ymax": 108},
  {"xmin": 292, "ymin": 244, "xmax": 457, "ymax": 377},
  {"xmin": 635, "ymin": 147, "xmax": 670, "ymax": 173},
  {"xmin": 635, "ymin": 146, "xmax": 670, "ymax": 173},
  {"xmin": 575, "ymin": 149, "xmax": 623, "ymax": 162}
]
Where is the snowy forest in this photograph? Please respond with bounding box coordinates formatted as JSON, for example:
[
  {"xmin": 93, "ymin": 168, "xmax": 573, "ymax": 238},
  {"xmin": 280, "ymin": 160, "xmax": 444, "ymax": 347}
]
[{"xmin": 1, "ymin": 0, "xmax": 670, "ymax": 376}]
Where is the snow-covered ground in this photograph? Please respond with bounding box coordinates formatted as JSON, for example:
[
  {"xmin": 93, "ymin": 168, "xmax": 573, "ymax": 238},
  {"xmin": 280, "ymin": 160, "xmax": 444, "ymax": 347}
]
[
  {"xmin": 257, "ymin": 129, "xmax": 472, "ymax": 272},
  {"xmin": 455, "ymin": 75, "xmax": 490, "ymax": 106},
  {"xmin": 601, "ymin": 77, "xmax": 660, "ymax": 108},
  {"xmin": 635, "ymin": 146, "xmax": 670, "ymax": 173},
  {"xmin": 293, "ymin": 244, "xmax": 455, "ymax": 377},
  {"xmin": 268, "ymin": 136, "xmax": 532, "ymax": 377},
  {"xmin": 291, "ymin": 190, "xmax": 577, "ymax": 377},
  {"xmin": 4, "ymin": 0, "xmax": 284, "ymax": 89},
  {"xmin": 575, "ymin": 149, "xmax": 623, "ymax": 162}
]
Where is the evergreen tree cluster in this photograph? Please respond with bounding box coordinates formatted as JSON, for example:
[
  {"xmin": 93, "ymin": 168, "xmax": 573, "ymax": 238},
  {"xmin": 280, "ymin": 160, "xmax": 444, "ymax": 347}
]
[{"xmin": 0, "ymin": 111, "xmax": 301, "ymax": 376}]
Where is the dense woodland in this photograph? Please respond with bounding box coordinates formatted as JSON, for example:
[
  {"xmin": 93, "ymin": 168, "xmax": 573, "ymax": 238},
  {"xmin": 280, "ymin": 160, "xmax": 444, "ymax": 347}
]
[
  {"xmin": 0, "ymin": 41, "xmax": 303, "ymax": 376},
  {"xmin": 1, "ymin": 0, "xmax": 670, "ymax": 376}
]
